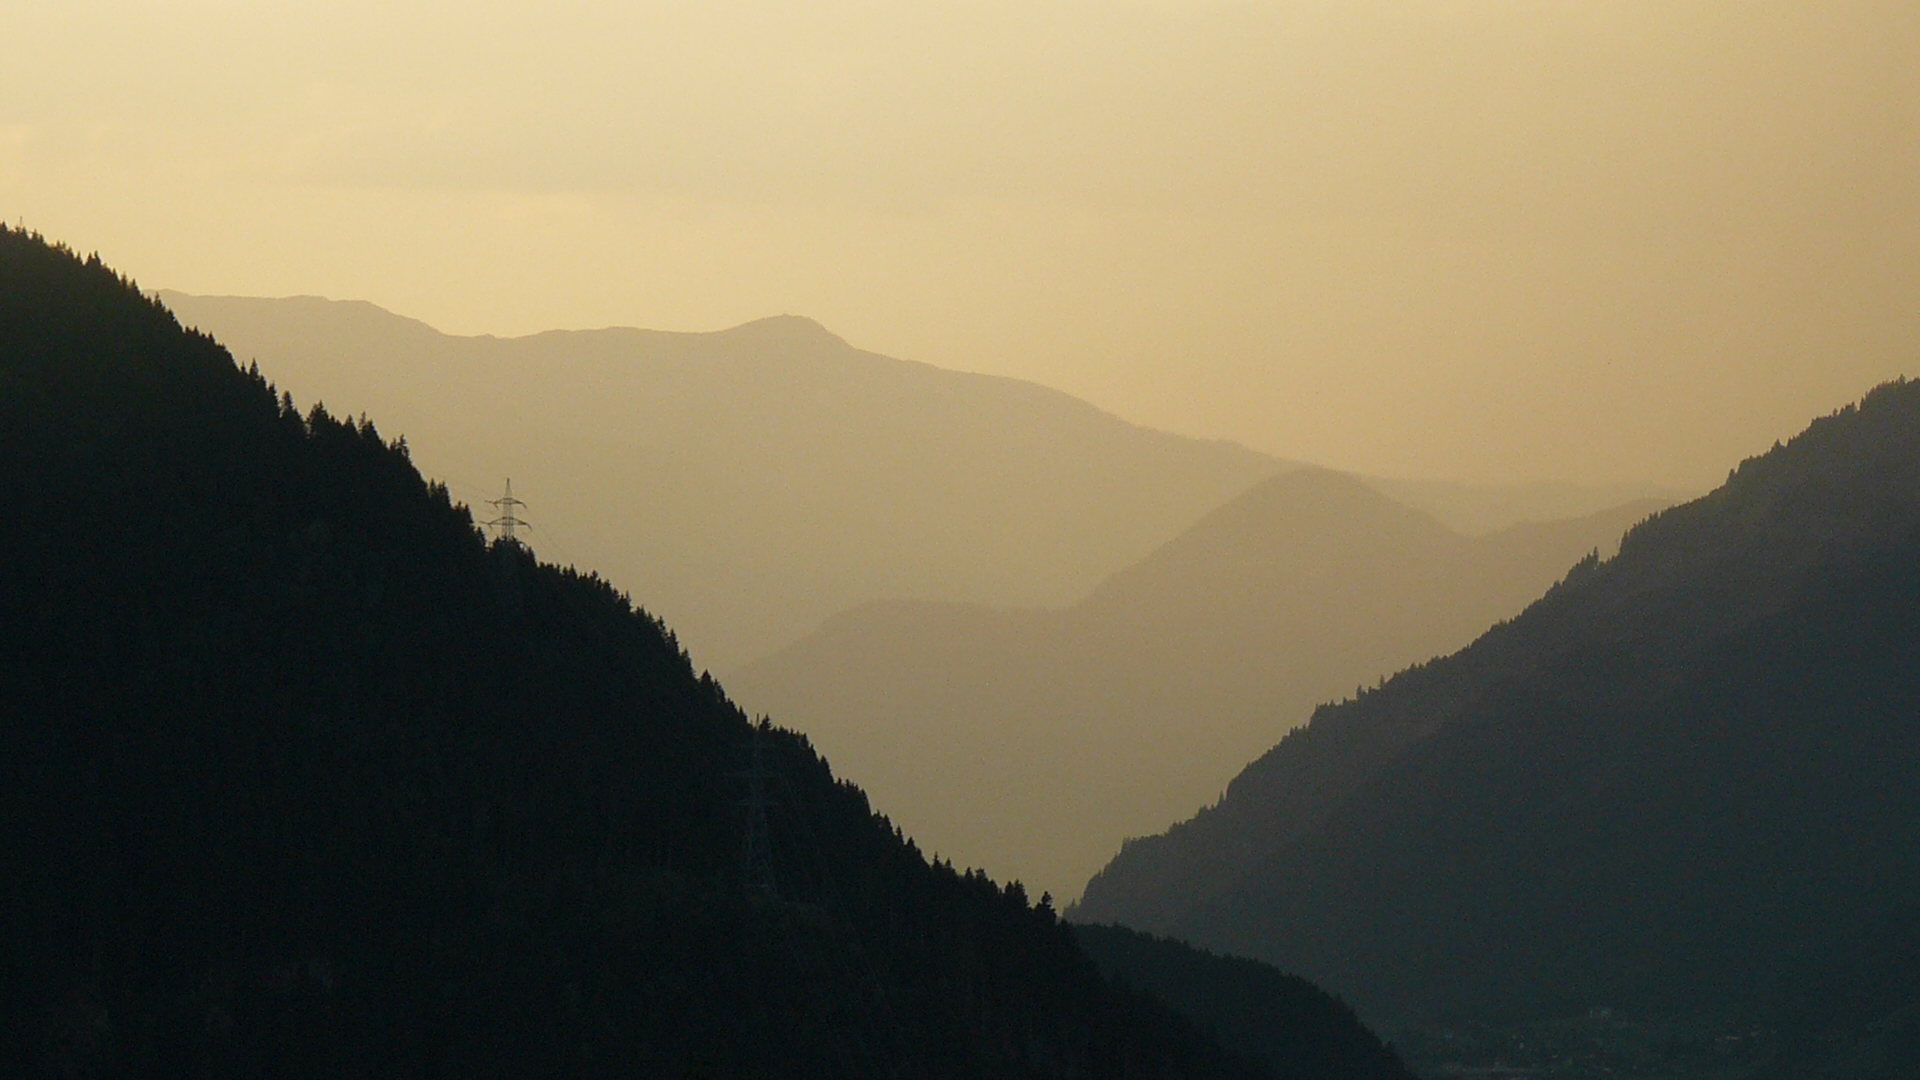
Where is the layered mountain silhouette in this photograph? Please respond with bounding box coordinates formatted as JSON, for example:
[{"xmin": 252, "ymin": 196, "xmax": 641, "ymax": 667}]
[
  {"xmin": 727, "ymin": 469, "xmax": 1663, "ymax": 897},
  {"xmin": 153, "ymin": 291, "xmax": 1287, "ymax": 670},
  {"xmin": 158, "ymin": 291, "xmax": 1683, "ymax": 672},
  {"xmin": 1075, "ymin": 381, "xmax": 1920, "ymax": 1045},
  {"xmin": 0, "ymin": 229, "xmax": 1410, "ymax": 1077}
]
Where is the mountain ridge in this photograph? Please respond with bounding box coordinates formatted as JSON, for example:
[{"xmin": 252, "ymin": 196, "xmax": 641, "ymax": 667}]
[
  {"xmin": 154, "ymin": 290, "xmax": 1294, "ymax": 671},
  {"xmin": 157, "ymin": 290, "xmax": 1688, "ymax": 672}
]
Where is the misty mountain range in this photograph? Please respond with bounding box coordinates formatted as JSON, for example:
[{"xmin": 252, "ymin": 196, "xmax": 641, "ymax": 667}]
[
  {"xmin": 8, "ymin": 225, "xmax": 1917, "ymax": 1080},
  {"xmin": 156, "ymin": 291, "xmax": 1685, "ymax": 673},
  {"xmin": 728, "ymin": 470, "xmax": 1665, "ymax": 897},
  {"xmin": 154, "ymin": 292, "xmax": 1282, "ymax": 671}
]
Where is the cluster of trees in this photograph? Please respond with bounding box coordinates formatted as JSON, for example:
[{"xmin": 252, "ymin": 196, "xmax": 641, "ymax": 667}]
[{"xmin": 0, "ymin": 227, "xmax": 1337, "ymax": 1077}]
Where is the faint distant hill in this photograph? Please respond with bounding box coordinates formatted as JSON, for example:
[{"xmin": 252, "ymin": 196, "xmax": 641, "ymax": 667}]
[
  {"xmin": 1072, "ymin": 381, "xmax": 1920, "ymax": 1058},
  {"xmin": 156, "ymin": 292, "xmax": 1681, "ymax": 670},
  {"xmin": 1369, "ymin": 475, "xmax": 1694, "ymax": 536},
  {"xmin": 726, "ymin": 469, "xmax": 1666, "ymax": 898}
]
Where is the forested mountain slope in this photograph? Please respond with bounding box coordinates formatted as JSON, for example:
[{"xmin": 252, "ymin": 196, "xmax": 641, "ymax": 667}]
[
  {"xmin": 0, "ymin": 228, "xmax": 1398, "ymax": 1078},
  {"xmin": 729, "ymin": 470, "xmax": 1661, "ymax": 898},
  {"xmin": 1075, "ymin": 378, "xmax": 1920, "ymax": 1042},
  {"xmin": 1071, "ymin": 925, "xmax": 1412, "ymax": 1080}
]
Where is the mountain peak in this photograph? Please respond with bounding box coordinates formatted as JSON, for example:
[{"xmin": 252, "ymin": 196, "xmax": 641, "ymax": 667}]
[
  {"xmin": 714, "ymin": 313, "xmax": 849, "ymax": 350},
  {"xmin": 1210, "ymin": 468, "xmax": 1454, "ymax": 541},
  {"xmin": 1083, "ymin": 469, "xmax": 1455, "ymax": 611}
]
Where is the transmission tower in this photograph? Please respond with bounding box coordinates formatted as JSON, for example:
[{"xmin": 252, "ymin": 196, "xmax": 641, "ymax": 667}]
[
  {"xmin": 484, "ymin": 479, "xmax": 531, "ymax": 545},
  {"xmin": 736, "ymin": 726, "xmax": 780, "ymax": 901}
]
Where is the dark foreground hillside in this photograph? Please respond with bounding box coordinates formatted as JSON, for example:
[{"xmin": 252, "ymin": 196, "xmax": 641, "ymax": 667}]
[
  {"xmin": 1070, "ymin": 925, "xmax": 1413, "ymax": 1080},
  {"xmin": 1077, "ymin": 377, "xmax": 1920, "ymax": 1068},
  {"xmin": 0, "ymin": 228, "xmax": 1350, "ymax": 1078}
]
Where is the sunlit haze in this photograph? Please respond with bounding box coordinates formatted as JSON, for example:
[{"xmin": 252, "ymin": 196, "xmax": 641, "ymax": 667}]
[
  {"xmin": 6, "ymin": 0, "xmax": 1916, "ymax": 486},
  {"xmin": 10, "ymin": 5, "xmax": 1920, "ymax": 1066}
]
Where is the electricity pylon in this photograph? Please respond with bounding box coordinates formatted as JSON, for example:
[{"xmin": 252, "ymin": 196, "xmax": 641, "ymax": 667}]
[
  {"xmin": 484, "ymin": 479, "xmax": 531, "ymax": 545},
  {"xmin": 737, "ymin": 725, "xmax": 780, "ymax": 901}
]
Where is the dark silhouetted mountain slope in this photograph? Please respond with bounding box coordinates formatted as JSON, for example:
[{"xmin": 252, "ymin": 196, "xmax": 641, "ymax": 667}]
[
  {"xmin": 728, "ymin": 469, "xmax": 1661, "ymax": 898},
  {"xmin": 1074, "ymin": 379, "xmax": 1920, "ymax": 1042},
  {"xmin": 0, "ymin": 228, "xmax": 1402, "ymax": 1078},
  {"xmin": 1071, "ymin": 924, "xmax": 1414, "ymax": 1080}
]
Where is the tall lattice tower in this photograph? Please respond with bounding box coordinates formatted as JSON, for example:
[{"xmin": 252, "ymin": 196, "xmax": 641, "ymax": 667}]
[
  {"xmin": 484, "ymin": 479, "xmax": 531, "ymax": 545},
  {"xmin": 737, "ymin": 726, "xmax": 780, "ymax": 901}
]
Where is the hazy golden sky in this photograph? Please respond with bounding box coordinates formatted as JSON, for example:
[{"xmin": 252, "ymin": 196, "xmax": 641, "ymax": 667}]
[{"xmin": 6, "ymin": 0, "xmax": 1916, "ymax": 486}]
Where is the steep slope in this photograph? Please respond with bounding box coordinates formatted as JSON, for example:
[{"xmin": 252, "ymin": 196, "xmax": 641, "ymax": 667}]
[
  {"xmin": 727, "ymin": 469, "xmax": 1662, "ymax": 898},
  {"xmin": 0, "ymin": 229, "xmax": 1398, "ymax": 1078},
  {"xmin": 1071, "ymin": 925, "xmax": 1414, "ymax": 1080},
  {"xmin": 1076, "ymin": 379, "xmax": 1920, "ymax": 1037},
  {"xmin": 155, "ymin": 291, "xmax": 1290, "ymax": 670}
]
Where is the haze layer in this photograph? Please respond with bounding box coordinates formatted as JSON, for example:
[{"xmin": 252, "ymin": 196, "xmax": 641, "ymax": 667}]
[{"xmin": 7, "ymin": 0, "xmax": 1915, "ymax": 486}]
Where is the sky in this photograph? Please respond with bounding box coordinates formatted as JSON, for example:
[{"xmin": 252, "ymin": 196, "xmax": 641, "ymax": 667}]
[{"xmin": 5, "ymin": 0, "xmax": 1917, "ymax": 488}]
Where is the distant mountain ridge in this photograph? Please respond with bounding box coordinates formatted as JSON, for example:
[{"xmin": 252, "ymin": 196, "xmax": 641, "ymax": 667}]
[
  {"xmin": 156, "ymin": 291, "xmax": 1685, "ymax": 671},
  {"xmin": 1073, "ymin": 380, "xmax": 1920, "ymax": 1049},
  {"xmin": 728, "ymin": 468, "xmax": 1665, "ymax": 898},
  {"xmin": 154, "ymin": 291, "xmax": 1289, "ymax": 670}
]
